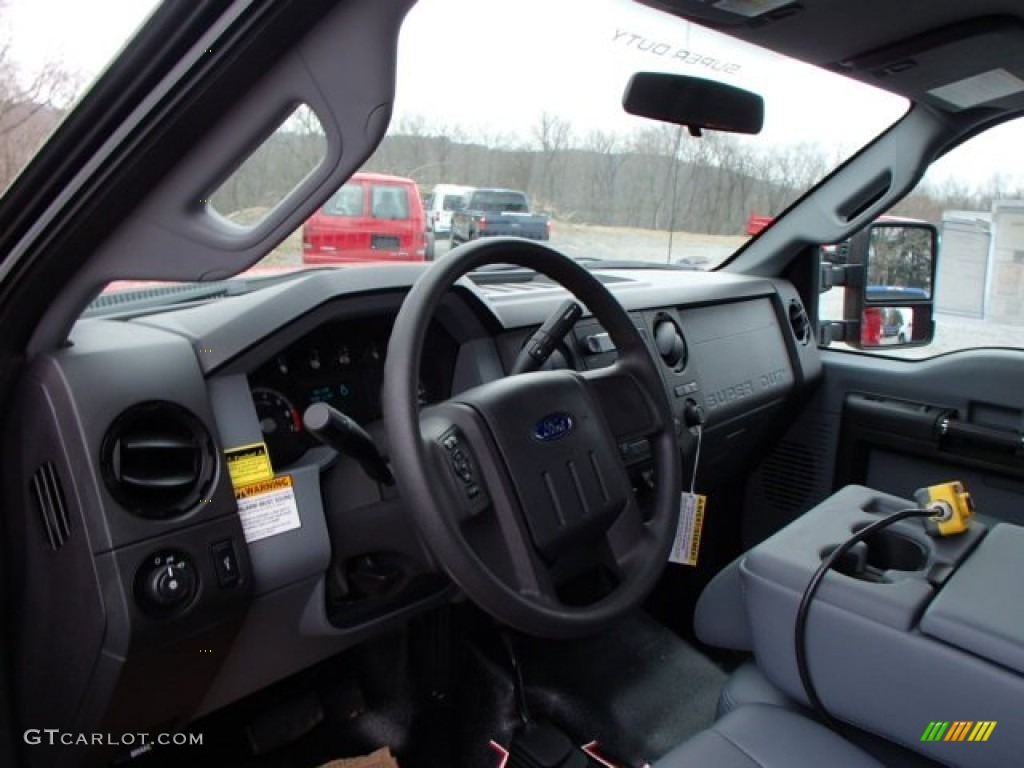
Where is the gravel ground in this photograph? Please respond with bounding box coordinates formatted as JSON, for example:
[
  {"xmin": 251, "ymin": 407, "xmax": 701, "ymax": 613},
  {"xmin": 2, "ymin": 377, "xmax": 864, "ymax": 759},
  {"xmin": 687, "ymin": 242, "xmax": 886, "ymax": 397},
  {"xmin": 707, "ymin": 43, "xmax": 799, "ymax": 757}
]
[{"xmin": 259, "ymin": 220, "xmax": 747, "ymax": 269}]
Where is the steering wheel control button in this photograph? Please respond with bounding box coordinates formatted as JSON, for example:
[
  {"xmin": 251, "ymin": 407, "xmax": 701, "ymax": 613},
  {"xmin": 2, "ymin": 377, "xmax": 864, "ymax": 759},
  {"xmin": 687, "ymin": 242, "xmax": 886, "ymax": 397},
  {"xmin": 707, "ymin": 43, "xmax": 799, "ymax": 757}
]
[
  {"xmin": 135, "ymin": 550, "xmax": 198, "ymax": 616},
  {"xmin": 619, "ymin": 439, "xmax": 649, "ymax": 465},
  {"xmin": 439, "ymin": 428, "xmax": 490, "ymax": 515},
  {"xmin": 211, "ymin": 539, "xmax": 240, "ymax": 587}
]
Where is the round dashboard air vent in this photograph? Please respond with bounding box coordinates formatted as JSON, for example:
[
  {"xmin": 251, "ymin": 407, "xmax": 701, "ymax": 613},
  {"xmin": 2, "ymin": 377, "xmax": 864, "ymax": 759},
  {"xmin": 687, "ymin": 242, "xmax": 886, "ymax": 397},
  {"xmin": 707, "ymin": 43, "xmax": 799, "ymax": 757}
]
[
  {"xmin": 653, "ymin": 314, "xmax": 687, "ymax": 371},
  {"xmin": 788, "ymin": 300, "xmax": 811, "ymax": 346},
  {"xmin": 101, "ymin": 401, "xmax": 216, "ymax": 519}
]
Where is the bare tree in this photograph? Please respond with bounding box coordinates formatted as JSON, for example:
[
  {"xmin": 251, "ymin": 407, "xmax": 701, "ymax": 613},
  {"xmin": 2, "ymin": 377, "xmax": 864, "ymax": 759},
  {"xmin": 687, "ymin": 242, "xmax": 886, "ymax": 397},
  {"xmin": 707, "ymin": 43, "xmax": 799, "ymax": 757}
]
[
  {"xmin": 0, "ymin": 34, "xmax": 81, "ymax": 191},
  {"xmin": 584, "ymin": 129, "xmax": 628, "ymax": 223},
  {"xmin": 532, "ymin": 112, "xmax": 574, "ymax": 211}
]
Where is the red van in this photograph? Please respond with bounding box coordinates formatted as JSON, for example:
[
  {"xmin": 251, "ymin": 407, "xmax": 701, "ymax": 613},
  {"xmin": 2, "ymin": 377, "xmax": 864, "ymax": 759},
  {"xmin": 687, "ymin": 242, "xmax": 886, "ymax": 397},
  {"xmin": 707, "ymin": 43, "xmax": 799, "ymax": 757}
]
[{"xmin": 302, "ymin": 172, "xmax": 429, "ymax": 263}]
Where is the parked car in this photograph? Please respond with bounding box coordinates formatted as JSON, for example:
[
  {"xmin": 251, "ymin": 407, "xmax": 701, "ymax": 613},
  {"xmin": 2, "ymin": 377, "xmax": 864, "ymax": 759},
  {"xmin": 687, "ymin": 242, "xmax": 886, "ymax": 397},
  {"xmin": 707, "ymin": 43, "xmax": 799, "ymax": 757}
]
[
  {"xmin": 302, "ymin": 172, "xmax": 429, "ymax": 263},
  {"xmin": 450, "ymin": 188, "xmax": 549, "ymax": 244},
  {"xmin": 423, "ymin": 183, "xmax": 473, "ymax": 237}
]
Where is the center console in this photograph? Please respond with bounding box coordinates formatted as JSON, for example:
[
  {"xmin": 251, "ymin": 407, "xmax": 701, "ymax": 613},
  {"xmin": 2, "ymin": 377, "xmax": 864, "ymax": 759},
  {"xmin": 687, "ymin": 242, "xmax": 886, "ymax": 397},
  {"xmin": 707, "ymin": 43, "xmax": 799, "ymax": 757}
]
[{"xmin": 741, "ymin": 485, "xmax": 1022, "ymax": 768}]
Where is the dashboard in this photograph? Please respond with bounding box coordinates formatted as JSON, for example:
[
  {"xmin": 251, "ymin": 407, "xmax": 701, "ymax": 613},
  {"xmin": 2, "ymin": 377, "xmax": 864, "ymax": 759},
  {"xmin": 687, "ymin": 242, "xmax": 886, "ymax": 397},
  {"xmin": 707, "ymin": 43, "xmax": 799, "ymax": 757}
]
[{"xmin": 5, "ymin": 260, "xmax": 821, "ymax": 764}]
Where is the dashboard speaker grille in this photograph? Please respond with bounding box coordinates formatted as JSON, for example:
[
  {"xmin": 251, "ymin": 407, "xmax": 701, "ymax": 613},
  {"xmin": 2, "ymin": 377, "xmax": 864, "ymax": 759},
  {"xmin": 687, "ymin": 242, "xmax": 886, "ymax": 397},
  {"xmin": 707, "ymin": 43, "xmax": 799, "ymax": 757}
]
[
  {"xmin": 30, "ymin": 462, "xmax": 71, "ymax": 550},
  {"xmin": 761, "ymin": 438, "xmax": 819, "ymax": 512},
  {"xmin": 744, "ymin": 415, "xmax": 836, "ymax": 548},
  {"xmin": 101, "ymin": 401, "xmax": 215, "ymax": 519}
]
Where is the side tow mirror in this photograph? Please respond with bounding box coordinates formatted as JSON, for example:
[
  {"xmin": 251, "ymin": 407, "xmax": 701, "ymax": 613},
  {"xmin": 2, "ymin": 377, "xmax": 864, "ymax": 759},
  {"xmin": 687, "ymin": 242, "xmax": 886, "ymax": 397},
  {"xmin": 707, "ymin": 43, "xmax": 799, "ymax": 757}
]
[{"xmin": 828, "ymin": 221, "xmax": 939, "ymax": 349}]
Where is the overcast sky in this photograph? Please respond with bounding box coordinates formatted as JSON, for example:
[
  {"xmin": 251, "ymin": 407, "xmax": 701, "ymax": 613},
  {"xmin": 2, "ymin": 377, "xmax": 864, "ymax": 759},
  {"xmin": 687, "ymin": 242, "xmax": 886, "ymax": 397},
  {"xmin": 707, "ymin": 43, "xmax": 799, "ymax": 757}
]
[
  {"xmin": 2, "ymin": 0, "xmax": 154, "ymax": 83},
  {"xmin": 2, "ymin": 0, "xmax": 1020, "ymax": 194}
]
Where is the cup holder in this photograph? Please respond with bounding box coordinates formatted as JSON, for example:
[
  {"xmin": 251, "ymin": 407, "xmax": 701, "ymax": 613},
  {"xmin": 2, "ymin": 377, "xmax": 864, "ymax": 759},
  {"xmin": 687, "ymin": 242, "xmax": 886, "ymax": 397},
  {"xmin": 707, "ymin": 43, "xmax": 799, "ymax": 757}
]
[{"xmin": 825, "ymin": 528, "xmax": 928, "ymax": 582}]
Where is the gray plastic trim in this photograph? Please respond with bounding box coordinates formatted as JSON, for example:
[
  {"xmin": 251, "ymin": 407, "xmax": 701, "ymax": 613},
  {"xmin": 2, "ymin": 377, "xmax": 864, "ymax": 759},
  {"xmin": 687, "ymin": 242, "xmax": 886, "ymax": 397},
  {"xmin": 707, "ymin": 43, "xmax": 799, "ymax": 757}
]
[
  {"xmin": 244, "ymin": 465, "xmax": 330, "ymax": 595},
  {"xmin": 921, "ymin": 523, "xmax": 1024, "ymax": 676},
  {"xmin": 194, "ymin": 574, "xmax": 452, "ymax": 718},
  {"xmin": 29, "ymin": 0, "xmax": 417, "ymax": 355},
  {"xmin": 45, "ymin": 320, "xmax": 236, "ymax": 553},
  {"xmin": 727, "ymin": 105, "xmax": 946, "ymax": 278}
]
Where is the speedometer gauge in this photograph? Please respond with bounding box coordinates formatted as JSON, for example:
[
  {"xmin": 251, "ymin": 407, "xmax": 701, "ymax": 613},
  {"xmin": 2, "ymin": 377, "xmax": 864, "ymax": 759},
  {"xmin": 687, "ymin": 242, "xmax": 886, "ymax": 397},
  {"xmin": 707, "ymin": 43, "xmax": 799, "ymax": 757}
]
[{"xmin": 251, "ymin": 387, "xmax": 308, "ymax": 467}]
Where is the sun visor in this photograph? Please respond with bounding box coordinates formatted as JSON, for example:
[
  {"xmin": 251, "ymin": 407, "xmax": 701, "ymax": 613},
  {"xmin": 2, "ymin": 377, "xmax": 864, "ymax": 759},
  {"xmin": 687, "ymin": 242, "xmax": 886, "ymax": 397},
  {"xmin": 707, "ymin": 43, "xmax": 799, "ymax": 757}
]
[{"xmin": 833, "ymin": 18, "xmax": 1024, "ymax": 113}]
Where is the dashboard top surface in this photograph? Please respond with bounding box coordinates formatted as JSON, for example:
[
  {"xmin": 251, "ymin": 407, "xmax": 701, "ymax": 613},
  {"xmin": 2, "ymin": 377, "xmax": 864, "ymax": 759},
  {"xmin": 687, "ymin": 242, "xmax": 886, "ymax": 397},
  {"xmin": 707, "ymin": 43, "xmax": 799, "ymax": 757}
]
[{"xmin": 100, "ymin": 263, "xmax": 782, "ymax": 373}]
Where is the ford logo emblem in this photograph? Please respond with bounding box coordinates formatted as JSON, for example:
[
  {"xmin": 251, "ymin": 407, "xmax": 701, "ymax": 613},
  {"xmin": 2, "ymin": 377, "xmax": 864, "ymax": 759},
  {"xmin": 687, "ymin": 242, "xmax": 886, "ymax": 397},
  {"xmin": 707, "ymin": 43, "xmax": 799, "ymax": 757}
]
[{"xmin": 533, "ymin": 412, "xmax": 574, "ymax": 442}]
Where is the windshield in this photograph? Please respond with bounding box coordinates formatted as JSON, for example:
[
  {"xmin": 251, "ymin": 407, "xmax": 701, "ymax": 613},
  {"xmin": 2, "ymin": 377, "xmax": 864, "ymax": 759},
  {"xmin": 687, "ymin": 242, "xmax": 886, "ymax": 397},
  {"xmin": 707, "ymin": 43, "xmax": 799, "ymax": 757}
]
[
  {"xmin": 77, "ymin": 0, "xmax": 907, "ymax": 292},
  {"xmin": 0, "ymin": 0, "xmax": 158, "ymax": 194},
  {"xmin": 252, "ymin": 0, "xmax": 906, "ymax": 273}
]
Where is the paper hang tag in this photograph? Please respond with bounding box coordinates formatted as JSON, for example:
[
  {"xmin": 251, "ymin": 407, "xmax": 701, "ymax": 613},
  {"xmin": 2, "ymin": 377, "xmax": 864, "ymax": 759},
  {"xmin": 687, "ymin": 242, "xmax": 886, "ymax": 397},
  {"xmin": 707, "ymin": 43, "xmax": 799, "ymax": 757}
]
[{"xmin": 669, "ymin": 492, "xmax": 706, "ymax": 567}]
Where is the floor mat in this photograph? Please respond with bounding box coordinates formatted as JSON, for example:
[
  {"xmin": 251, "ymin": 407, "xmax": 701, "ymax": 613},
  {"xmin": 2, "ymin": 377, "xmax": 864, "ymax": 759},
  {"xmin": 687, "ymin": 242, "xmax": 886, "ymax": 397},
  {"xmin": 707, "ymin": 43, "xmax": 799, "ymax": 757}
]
[{"xmin": 508, "ymin": 610, "xmax": 728, "ymax": 765}]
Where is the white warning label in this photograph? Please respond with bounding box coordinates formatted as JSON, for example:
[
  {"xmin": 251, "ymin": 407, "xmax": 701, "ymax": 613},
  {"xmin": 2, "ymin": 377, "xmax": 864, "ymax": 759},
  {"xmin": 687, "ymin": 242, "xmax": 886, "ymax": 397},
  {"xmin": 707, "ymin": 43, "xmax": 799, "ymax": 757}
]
[{"xmin": 235, "ymin": 475, "xmax": 301, "ymax": 544}]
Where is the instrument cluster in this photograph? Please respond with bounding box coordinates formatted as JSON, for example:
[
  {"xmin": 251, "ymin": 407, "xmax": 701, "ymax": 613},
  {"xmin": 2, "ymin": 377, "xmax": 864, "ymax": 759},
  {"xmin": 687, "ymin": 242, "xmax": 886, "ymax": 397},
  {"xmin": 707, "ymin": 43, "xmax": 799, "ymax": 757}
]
[{"xmin": 247, "ymin": 313, "xmax": 458, "ymax": 467}]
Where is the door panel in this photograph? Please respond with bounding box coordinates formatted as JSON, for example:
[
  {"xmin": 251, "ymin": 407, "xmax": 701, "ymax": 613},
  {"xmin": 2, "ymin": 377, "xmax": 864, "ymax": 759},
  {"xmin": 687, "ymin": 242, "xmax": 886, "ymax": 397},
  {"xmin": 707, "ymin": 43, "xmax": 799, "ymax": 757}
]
[{"xmin": 743, "ymin": 348, "xmax": 1024, "ymax": 544}]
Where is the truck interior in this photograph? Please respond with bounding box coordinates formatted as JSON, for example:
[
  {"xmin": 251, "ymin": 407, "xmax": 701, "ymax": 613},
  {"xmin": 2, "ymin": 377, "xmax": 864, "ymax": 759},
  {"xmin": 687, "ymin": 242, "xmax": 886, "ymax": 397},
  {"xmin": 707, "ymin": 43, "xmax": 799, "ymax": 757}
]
[{"xmin": 0, "ymin": 0, "xmax": 1022, "ymax": 766}]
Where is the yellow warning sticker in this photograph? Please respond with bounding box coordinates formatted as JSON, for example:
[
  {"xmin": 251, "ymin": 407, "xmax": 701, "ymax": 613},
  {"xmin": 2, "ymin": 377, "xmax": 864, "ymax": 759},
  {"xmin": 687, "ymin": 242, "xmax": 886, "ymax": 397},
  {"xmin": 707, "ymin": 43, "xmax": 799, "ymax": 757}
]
[
  {"xmin": 669, "ymin": 492, "xmax": 706, "ymax": 566},
  {"xmin": 234, "ymin": 475, "xmax": 300, "ymax": 543},
  {"xmin": 225, "ymin": 442, "xmax": 274, "ymax": 488}
]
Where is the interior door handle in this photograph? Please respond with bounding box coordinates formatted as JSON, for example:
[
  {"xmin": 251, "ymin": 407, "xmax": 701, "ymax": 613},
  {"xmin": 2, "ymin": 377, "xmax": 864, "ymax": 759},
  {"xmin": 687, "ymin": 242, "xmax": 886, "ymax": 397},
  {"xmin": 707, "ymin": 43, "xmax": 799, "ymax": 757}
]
[{"xmin": 937, "ymin": 417, "xmax": 1024, "ymax": 454}]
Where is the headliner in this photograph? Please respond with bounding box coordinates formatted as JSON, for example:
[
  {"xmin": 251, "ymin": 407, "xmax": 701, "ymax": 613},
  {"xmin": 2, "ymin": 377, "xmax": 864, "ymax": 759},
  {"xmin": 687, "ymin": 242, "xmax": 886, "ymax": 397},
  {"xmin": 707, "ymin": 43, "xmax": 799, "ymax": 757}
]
[{"xmin": 637, "ymin": 1, "xmax": 1024, "ymax": 116}]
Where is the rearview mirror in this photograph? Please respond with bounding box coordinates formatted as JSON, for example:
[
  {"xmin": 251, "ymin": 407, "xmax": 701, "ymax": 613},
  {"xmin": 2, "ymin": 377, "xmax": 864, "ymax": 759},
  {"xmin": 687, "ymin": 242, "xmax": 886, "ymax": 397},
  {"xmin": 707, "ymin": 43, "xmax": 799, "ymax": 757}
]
[
  {"xmin": 622, "ymin": 73, "xmax": 764, "ymax": 135},
  {"xmin": 841, "ymin": 221, "xmax": 939, "ymax": 348}
]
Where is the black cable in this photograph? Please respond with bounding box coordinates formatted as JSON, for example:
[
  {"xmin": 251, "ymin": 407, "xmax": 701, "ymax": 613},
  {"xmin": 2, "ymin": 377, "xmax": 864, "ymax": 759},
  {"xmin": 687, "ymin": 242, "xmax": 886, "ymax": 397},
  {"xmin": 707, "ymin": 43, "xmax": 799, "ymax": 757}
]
[
  {"xmin": 795, "ymin": 507, "xmax": 934, "ymax": 728},
  {"xmin": 500, "ymin": 630, "xmax": 531, "ymax": 726}
]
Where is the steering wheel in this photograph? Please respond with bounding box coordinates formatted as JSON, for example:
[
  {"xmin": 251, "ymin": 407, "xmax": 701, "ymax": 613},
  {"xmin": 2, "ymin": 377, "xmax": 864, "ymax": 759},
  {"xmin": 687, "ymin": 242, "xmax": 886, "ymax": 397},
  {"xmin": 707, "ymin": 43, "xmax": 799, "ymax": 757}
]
[{"xmin": 382, "ymin": 239, "xmax": 682, "ymax": 637}]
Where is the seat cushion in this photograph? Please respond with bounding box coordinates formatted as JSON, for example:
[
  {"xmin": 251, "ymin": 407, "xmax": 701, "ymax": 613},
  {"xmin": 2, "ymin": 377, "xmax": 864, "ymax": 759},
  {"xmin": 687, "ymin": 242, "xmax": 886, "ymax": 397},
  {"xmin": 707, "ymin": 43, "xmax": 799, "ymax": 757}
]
[
  {"xmin": 716, "ymin": 661, "xmax": 798, "ymax": 718},
  {"xmin": 711, "ymin": 665, "xmax": 947, "ymax": 768},
  {"xmin": 654, "ymin": 704, "xmax": 883, "ymax": 768}
]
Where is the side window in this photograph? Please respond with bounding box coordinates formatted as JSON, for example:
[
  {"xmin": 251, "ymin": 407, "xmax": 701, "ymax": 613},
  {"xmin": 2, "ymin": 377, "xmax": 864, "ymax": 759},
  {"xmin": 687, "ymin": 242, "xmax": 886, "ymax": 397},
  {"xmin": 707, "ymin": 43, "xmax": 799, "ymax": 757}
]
[
  {"xmin": 372, "ymin": 186, "xmax": 410, "ymax": 220},
  {"xmin": 821, "ymin": 117, "xmax": 1024, "ymax": 358},
  {"xmin": 324, "ymin": 184, "xmax": 364, "ymax": 217}
]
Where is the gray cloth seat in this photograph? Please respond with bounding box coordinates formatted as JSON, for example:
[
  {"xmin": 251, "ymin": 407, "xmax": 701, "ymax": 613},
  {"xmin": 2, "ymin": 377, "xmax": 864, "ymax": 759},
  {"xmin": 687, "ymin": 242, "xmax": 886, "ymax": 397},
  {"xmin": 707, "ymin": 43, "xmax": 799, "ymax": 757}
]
[
  {"xmin": 654, "ymin": 704, "xmax": 883, "ymax": 768},
  {"xmin": 713, "ymin": 662, "xmax": 947, "ymax": 768},
  {"xmin": 716, "ymin": 660, "xmax": 796, "ymax": 718}
]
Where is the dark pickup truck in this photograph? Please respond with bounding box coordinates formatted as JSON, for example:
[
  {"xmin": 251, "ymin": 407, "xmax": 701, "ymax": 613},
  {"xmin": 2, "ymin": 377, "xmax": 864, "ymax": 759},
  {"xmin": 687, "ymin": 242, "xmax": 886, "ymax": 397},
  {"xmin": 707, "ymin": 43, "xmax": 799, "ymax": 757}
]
[{"xmin": 450, "ymin": 188, "xmax": 549, "ymax": 244}]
